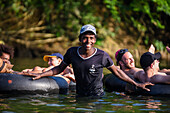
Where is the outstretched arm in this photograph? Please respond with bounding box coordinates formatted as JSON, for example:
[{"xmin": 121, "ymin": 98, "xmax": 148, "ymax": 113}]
[
  {"xmin": 24, "ymin": 62, "xmax": 68, "ymax": 80},
  {"xmin": 159, "ymin": 69, "xmax": 170, "ymax": 75},
  {"xmin": 107, "ymin": 65, "xmax": 153, "ymax": 91},
  {"xmin": 151, "ymin": 74, "xmax": 170, "ymax": 84}
]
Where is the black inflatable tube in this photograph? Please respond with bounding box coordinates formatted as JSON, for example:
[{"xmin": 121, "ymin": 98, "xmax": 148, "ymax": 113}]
[
  {"xmin": 0, "ymin": 73, "xmax": 75, "ymax": 95},
  {"xmin": 104, "ymin": 74, "xmax": 170, "ymax": 96}
]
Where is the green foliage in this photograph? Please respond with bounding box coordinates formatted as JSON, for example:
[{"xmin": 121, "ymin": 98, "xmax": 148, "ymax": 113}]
[
  {"xmin": 0, "ymin": 0, "xmax": 169, "ymax": 48},
  {"xmin": 104, "ymin": 0, "xmax": 169, "ymax": 45},
  {"xmin": 104, "ymin": 0, "xmax": 121, "ymax": 22},
  {"xmin": 144, "ymin": 36, "xmax": 149, "ymax": 45},
  {"xmin": 130, "ymin": 17, "xmax": 146, "ymax": 32},
  {"xmin": 96, "ymin": 37, "xmax": 104, "ymax": 46},
  {"xmin": 153, "ymin": 40, "xmax": 165, "ymax": 51},
  {"xmin": 153, "ymin": 0, "xmax": 170, "ymax": 15}
]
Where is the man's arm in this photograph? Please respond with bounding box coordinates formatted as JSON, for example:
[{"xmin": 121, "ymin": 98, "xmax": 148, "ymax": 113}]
[
  {"xmin": 26, "ymin": 62, "xmax": 68, "ymax": 80},
  {"xmin": 151, "ymin": 74, "xmax": 170, "ymax": 84},
  {"xmin": 159, "ymin": 69, "xmax": 170, "ymax": 75},
  {"xmin": 107, "ymin": 65, "xmax": 153, "ymax": 91}
]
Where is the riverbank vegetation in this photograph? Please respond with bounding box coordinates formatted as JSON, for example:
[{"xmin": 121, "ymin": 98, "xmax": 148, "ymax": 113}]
[{"xmin": 0, "ymin": 0, "xmax": 169, "ymax": 66}]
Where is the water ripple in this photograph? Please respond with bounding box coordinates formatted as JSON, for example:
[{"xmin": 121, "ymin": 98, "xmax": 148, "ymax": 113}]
[{"xmin": 46, "ymin": 104, "xmax": 65, "ymax": 107}]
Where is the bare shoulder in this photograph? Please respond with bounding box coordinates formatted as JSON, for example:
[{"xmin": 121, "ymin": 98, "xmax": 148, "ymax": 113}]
[
  {"xmin": 134, "ymin": 70, "xmax": 148, "ymax": 83},
  {"xmin": 134, "ymin": 70, "xmax": 144, "ymax": 78},
  {"xmin": 133, "ymin": 67, "xmax": 143, "ymax": 72},
  {"xmin": 130, "ymin": 67, "xmax": 143, "ymax": 75}
]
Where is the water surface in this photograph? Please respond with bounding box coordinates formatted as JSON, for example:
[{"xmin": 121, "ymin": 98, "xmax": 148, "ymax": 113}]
[{"xmin": 0, "ymin": 58, "xmax": 169, "ymax": 113}]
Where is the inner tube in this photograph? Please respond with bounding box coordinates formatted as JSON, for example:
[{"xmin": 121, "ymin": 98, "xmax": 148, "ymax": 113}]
[
  {"xmin": 104, "ymin": 74, "xmax": 170, "ymax": 96},
  {"xmin": 50, "ymin": 76, "xmax": 69, "ymax": 94},
  {"xmin": 0, "ymin": 73, "xmax": 73, "ymax": 95},
  {"xmin": 69, "ymin": 81, "xmax": 76, "ymax": 91}
]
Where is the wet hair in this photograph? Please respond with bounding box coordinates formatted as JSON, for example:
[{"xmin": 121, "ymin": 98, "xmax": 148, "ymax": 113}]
[{"xmin": 0, "ymin": 44, "xmax": 14, "ymax": 59}]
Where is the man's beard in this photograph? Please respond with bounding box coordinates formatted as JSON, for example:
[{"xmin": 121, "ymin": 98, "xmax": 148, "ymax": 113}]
[{"xmin": 122, "ymin": 60, "xmax": 132, "ymax": 69}]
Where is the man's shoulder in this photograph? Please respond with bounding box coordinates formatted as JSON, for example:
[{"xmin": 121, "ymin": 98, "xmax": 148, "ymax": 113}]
[
  {"xmin": 96, "ymin": 48, "xmax": 109, "ymax": 56},
  {"xmin": 129, "ymin": 68, "xmax": 142, "ymax": 75},
  {"xmin": 66, "ymin": 47, "xmax": 79, "ymax": 53},
  {"xmin": 68, "ymin": 47, "xmax": 79, "ymax": 50},
  {"xmin": 96, "ymin": 48, "xmax": 107, "ymax": 53},
  {"xmin": 133, "ymin": 70, "xmax": 145, "ymax": 78},
  {"xmin": 133, "ymin": 67, "xmax": 143, "ymax": 71}
]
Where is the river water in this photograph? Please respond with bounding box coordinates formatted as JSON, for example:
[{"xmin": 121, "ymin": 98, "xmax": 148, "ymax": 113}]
[{"xmin": 0, "ymin": 58, "xmax": 170, "ymax": 113}]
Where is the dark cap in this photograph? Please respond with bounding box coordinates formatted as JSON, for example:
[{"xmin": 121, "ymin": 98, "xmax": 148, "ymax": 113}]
[
  {"xmin": 140, "ymin": 52, "xmax": 161, "ymax": 69},
  {"xmin": 115, "ymin": 49, "xmax": 128, "ymax": 65}
]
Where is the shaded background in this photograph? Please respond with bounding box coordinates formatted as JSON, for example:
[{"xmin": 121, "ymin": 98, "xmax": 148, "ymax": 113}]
[{"xmin": 0, "ymin": 0, "xmax": 170, "ymax": 67}]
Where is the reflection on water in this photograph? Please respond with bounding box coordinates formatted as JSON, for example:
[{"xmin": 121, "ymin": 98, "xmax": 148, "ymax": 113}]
[
  {"xmin": 0, "ymin": 58, "xmax": 169, "ymax": 112},
  {"xmin": 0, "ymin": 92, "xmax": 170, "ymax": 113}
]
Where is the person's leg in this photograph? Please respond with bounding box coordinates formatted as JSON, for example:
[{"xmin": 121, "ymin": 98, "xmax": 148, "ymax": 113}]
[{"xmin": 29, "ymin": 66, "xmax": 43, "ymax": 73}]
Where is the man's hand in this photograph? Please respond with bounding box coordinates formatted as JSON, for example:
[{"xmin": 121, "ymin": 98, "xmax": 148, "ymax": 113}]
[
  {"xmin": 136, "ymin": 82, "xmax": 154, "ymax": 91},
  {"xmin": 21, "ymin": 72, "xmax": 38, "ymax": 76},
  {"xmin": 21, "ymin": 72, "xmax": 42, "ymax": 80},
  {"xmin": 148, "ymin": 44, "xmax": 155, "ymax": 54},
  {"xmin": 32, "ymin": 75, "xmax": 42, "ymax": 80},
  {"xmin": 166, "ymin": 46, "xmax": 170, "ymax": 53}
]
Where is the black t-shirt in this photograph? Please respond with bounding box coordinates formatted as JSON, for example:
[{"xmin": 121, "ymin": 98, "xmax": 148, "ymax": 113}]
[{"xmin": 63, "ymin": 47, "xmax": 114, "ymax": 96}]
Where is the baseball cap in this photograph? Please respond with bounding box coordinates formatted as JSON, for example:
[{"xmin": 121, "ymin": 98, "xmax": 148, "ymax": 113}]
[
  {"xmin": 115, "ymin": 49, "xmax": 128, "ymax": 65},
  {"xmin": 140, "ymin": 52, "xmax": 161, "ymax": 69},
  {"xmin": 0, "ymin": 58, "xmax": 13, "ymax": 73},
  {"xmin": 80, "ymin": 24, "xmax": 96, "ymax": 35},
  {"xmin": 43, "ymin": 53, "xmax": 63, "ymax": 62}
]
